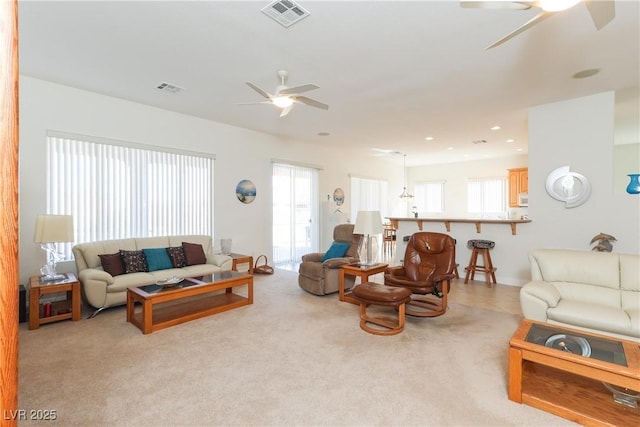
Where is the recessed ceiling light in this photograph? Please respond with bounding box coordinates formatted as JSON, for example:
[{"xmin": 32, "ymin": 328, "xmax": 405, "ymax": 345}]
[
  {"xmin": 506, "ymin": 139, "xmax": 515, "ymax": 143},
  {"xmin": 573, "ymin": 68, "xmax": 600, "ymax": 79},
  {"xmin": 317, "ymin": 132, "xmax": 330, "ymax": 136},
  {"xmin": 516, "ymin": 148, "xmax": 524, "ymax": 151},
  {"xmin": 425, "ymin": 136, "xmax": 434, "ymax": 141},
  {"xmin": 491, "ymin": 126, "xmax": 501, "ymax": 131},
  {"xmin": 447, "ymin": 147, "xmax": 454, "ymax": 150}
]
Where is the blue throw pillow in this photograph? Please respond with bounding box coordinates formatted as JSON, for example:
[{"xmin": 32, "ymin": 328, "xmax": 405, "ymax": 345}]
[
  {"xmin": 320, "ymin": 242, "xmax": 351, "ymax": 262},
  {"xmin": 142, "ymin": 248, "xmax": 174, "ymax": 271}
]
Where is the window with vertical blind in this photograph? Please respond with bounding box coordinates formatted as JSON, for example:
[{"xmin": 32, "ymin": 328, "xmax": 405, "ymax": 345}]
[
  {"xmin": 350, "ymin": 176, "xmax": 389, "ymax": 221},
  {"xmin": 46, "ymin": 132, "xmax": 214, "ymax": 257},
  {"xmin": 467, "ymin": 177, "xmax": 507, "ymax": 216},
  {"xmin": 414, "ymin": 181, "xmax": 445, "ymax": 213},
  {"xmin": 272, "ymin": 162, "xmax": 319, "ymax": 264}
]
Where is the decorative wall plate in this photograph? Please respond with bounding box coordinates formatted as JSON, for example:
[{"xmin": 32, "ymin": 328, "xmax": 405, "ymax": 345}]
[
  {"xmin": 333, "ymin": 188, "xmax": 345, "ymax": 206},
  {"xmin": 236, "ymin": 179, "xmax": 256, "ymax": 204},
  {"xmin": 545, "ymin": 166, "xmax": 591, "ymax": 208}
]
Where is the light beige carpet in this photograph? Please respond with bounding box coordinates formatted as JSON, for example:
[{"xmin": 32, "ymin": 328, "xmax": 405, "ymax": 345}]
[{"xmin": 18, "ymin": 269, "xmax": 576, "ymax": 426}]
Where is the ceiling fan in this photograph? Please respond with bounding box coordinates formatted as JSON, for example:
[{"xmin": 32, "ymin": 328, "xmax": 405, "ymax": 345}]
[
  {"xmin": 461, "ymin": 0, "xmax": 616, "ymax": 49},
  {"xmin": 241, "ymin": 70, "xmax": 328, "ymax": 117}
]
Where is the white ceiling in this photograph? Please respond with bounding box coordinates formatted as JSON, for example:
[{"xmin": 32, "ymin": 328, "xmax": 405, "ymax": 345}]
[{"xmin": 18, "ymin": 0, "xmax": 640, "ymax": 166}]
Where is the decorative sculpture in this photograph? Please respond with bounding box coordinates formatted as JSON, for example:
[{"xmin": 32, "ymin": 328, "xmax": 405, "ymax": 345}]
[{"xmin": 590, "ymin": 233, "xmax": 617, "ymax": 252}]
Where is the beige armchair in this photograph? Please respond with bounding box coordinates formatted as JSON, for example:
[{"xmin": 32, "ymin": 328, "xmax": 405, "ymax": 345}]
[{"xmin": 298, "ymin": 224, "xmax": 363, "ymax": 295}]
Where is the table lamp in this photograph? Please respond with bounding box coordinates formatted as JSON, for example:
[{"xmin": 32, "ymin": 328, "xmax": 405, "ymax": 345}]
[
  {"xmin": 34, "ymin": 214, "xmax": 74, "ymax": 281},
  {"xmin": 354, "ymin": 210, "xmax": 383, "ymax": 266}
]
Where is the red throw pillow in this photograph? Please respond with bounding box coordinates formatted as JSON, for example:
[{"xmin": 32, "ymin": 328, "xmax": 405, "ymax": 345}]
[
  {"xmin": 99, "ymin": 253, "xmax": 126, "ymax": 276},
  {"xmin": 182, "ymin": 242, "xmax": 206, "ymax": 265}
]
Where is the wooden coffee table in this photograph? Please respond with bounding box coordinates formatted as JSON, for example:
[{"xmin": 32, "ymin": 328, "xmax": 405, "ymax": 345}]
[
  {"xmin": 509, "ymin": 319, "xmax": 640, "ymax": 426},
  {"xmin": 126, "ymin": 271, "xmax": 253, "ymax": 334}
]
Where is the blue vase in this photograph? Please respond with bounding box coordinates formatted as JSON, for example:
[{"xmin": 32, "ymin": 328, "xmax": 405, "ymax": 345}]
[{"xmin": 626, "ymin": 174, "xmax": 640, "ymax": 194}]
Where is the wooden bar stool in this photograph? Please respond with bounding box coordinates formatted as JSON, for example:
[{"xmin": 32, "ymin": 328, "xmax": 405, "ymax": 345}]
[
  {"xmin": 464, "ymin": 239, "xmax": 497, "ymax": 287},
  {"xmin": 382, "ymin": 223, "xmax": 396, "ymax": 258},
  {"xmin": 351, "ymin": 282, "xmax": 412, "ymax": 335}
]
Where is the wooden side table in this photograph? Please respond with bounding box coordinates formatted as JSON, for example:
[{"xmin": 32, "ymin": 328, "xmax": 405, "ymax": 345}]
[
  {"xmin": 29, "ymin": 272, "xmax": 81, "ymax": 330},
  {"xmin": 229, "ymin": 252, "xmax": 254, "ymax": 274},
  {"xmin": 339, "ymin": 263, "xmax": 388, "ymax": 304}
]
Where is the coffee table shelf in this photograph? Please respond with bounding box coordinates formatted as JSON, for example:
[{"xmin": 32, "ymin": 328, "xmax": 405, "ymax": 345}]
[
  {"xmin": 127, "ymin": 272, "xmax": 253, "ymax": 334},
  {"xmin": 509, "ymin": 319, "xmax": 640, "ymax": 426},
  {"xmin": 522, "ymin": 363, "xmax": 638, "ymax": 426}
]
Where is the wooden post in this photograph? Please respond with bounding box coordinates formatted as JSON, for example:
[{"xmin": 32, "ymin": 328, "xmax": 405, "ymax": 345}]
[{"xmin": 0, "ymin": 0, "xmax": 20, "ymax": 425}]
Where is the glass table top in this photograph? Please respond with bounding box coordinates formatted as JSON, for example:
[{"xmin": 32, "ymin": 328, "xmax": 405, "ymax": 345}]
[
  {"xmin": 525, "ymin": 323, "xmax": 628, "ymax": 367},
  {"xmin": 139, "ymin": 271, "xmax": 247, "ymax": 294}
]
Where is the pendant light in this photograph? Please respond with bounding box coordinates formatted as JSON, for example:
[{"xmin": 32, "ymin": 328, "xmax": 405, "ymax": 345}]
[{"xmin": 399, "ymin": 154, "xmax": 414, "ymax": 199}]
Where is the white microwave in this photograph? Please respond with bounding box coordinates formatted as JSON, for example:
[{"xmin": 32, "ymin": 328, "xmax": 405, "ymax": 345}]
[{"xmin": 518, "ymin": 192, "xmax": 529, "ymax": 207}]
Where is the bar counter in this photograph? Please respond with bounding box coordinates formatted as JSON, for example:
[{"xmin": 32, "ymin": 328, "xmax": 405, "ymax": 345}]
[{"xmin": 387, "ymin": 217, "xmax": 532, "ymax": 236}]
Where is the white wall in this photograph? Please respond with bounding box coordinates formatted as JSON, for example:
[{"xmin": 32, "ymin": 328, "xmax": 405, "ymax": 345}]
[
  {"xmin": 528, "ymin": 91, "xmax": 639, "ymax": 255},
  {"xmin": 18, "ymin": 77, "xmax": 400, "ymax": 284}
]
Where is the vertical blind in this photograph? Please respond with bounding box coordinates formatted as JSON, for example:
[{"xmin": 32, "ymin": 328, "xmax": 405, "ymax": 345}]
[
  {"xmin": 47, "ymin": 133, "xmax": 214, "ymax": 257},
  {"xmin": 467, "ymin": 177, "xmax": 507, "ymax": 216},
  {"xmin": 415, "ymin": 181, "xmax": 445, "ymax": 213},
  {"xmin": 272, "ymin": 162, "xmax": 319, "ymax": 264},
  {"xmin": 350, "ymin": 176, "xmax": 389, "ymax": 221}
]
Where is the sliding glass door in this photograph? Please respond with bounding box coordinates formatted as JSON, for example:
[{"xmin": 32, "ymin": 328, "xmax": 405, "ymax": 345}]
[{"xmin": 272, "ymin": 163, "xmax": 319, "ymax": 265}]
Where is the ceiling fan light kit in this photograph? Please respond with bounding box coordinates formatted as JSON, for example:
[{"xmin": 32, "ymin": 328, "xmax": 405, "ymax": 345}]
[
  {"xmin": 242, "ymin": 69, "xmax": 328, "ymax": 117},
  {"xmin": 460, "ymin": 0, "xmax": 616, "ymax": 49}
]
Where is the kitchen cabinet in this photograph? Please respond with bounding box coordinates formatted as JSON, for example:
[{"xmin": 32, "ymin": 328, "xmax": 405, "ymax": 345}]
[{"xmin": 508, "ymin": 167, "xmax": 528, "ymax": 207}]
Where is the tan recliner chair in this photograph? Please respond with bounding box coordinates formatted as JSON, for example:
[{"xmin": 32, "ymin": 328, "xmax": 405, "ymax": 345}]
[{"xmin": 298, "ymin": 224, "xmax": 363, "ymax": 295}]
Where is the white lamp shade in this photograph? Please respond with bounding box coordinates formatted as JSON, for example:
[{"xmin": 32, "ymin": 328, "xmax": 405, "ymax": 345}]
[
  {"xmin": 353, "ymin": 211, "xmax": 383, "ymax": 235},
  {"xmin": 34, "ymin": 214, "xmax": 74, "ymax": 243}
]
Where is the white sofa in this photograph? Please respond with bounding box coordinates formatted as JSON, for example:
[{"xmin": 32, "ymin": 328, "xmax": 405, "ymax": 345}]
[
  {"xmin": 520, "ymin": 249, "xmax": 640, "ymax": 342},
  {"xmin": 72, "ymin": 235, "xmax": 232, "ymax": 317}
]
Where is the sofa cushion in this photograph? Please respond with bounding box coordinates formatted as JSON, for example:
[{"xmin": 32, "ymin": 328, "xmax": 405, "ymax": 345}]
[
  {"xmin": 135, "ymin": 236, "xmax": 171, "ymax": 250},
  {"xmin": 183, "ymin": 242, "xmax": 206, "ymax": 265},
  {"xmin": 530, "ymin": 250, "xmax": 620, "ymax": 289},
  {"xmin": 119, "ymin": 250, "xmax": 149, "ymax": 273},
  {"xmin": 547, "ymin": 300, "xmax": 633, "ymax": 337},
  {"xmin": 98, "ymin": 253, "xmax": 126, "ymax": 276},
  {"xmin": 167, "ymin": 246, "xmax": 188, "ymax": 268},
  {"xmin": 321, "ymin": 242, "xmax": 350, "ymax": 262},
  {"xmin": 142, "ymin": 248, "xmax": 173, "ymax": 271}
]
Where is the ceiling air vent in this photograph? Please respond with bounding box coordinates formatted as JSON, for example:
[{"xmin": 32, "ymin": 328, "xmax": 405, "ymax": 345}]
[
  {"xmin": 261, "ymin": 0, "xmax": 310, "ymax": 28},
  {"xmin": 156, "ymin": 82, "xmax": 184, "ymax": 94}
]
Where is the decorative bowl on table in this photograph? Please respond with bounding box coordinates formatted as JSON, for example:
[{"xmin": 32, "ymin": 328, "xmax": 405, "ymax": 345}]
[
  {"xmin": 155, "ymin": 276, "xmax": 183, "ymax": 287},
  {"xmin": 544, "ymin": 334, "xmax": 592, "ymax": 357},
  {"xmin": 602, "ymin": 382, "xmax": 640, "ymax": 408}
]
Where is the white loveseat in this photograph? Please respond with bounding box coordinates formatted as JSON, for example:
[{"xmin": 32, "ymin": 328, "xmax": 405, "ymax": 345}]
[
  {"xmin": 520, "ymin": 249, "xmax": 640, "ymax": 342},
  {"xmin": 72, "ymin": 235, "xmax": 232, "ymax": 317}
]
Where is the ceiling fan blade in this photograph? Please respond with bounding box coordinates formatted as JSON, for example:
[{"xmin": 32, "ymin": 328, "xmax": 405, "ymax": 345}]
[
  {"xmin": 486, "ymin": 10, "xmax": 551, "ymax": 49},
  {"xmin": 236, "ymin": 101, "xmax": 272, "ymax": 105},
  {"xmin": 246, "ymin": 82, "xmax": 273, "ymax": 99},
  {"xmin": 460, "ymin": 1, "xmax": 533, "ymax": 10},
  {"xmin": 584, "ymin": 0, "xmax": 615, "ymax": 30},
  {"xmin": 291, "ymin": 96, "xmax": 329, "ymax": 110},
  {"xmin": 280, "ymin": 105, "xmax": 294, "ymax": 117},
  {"xmin": 278, "ymin": 84, "xmax": 320, "ymax": 95}
]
